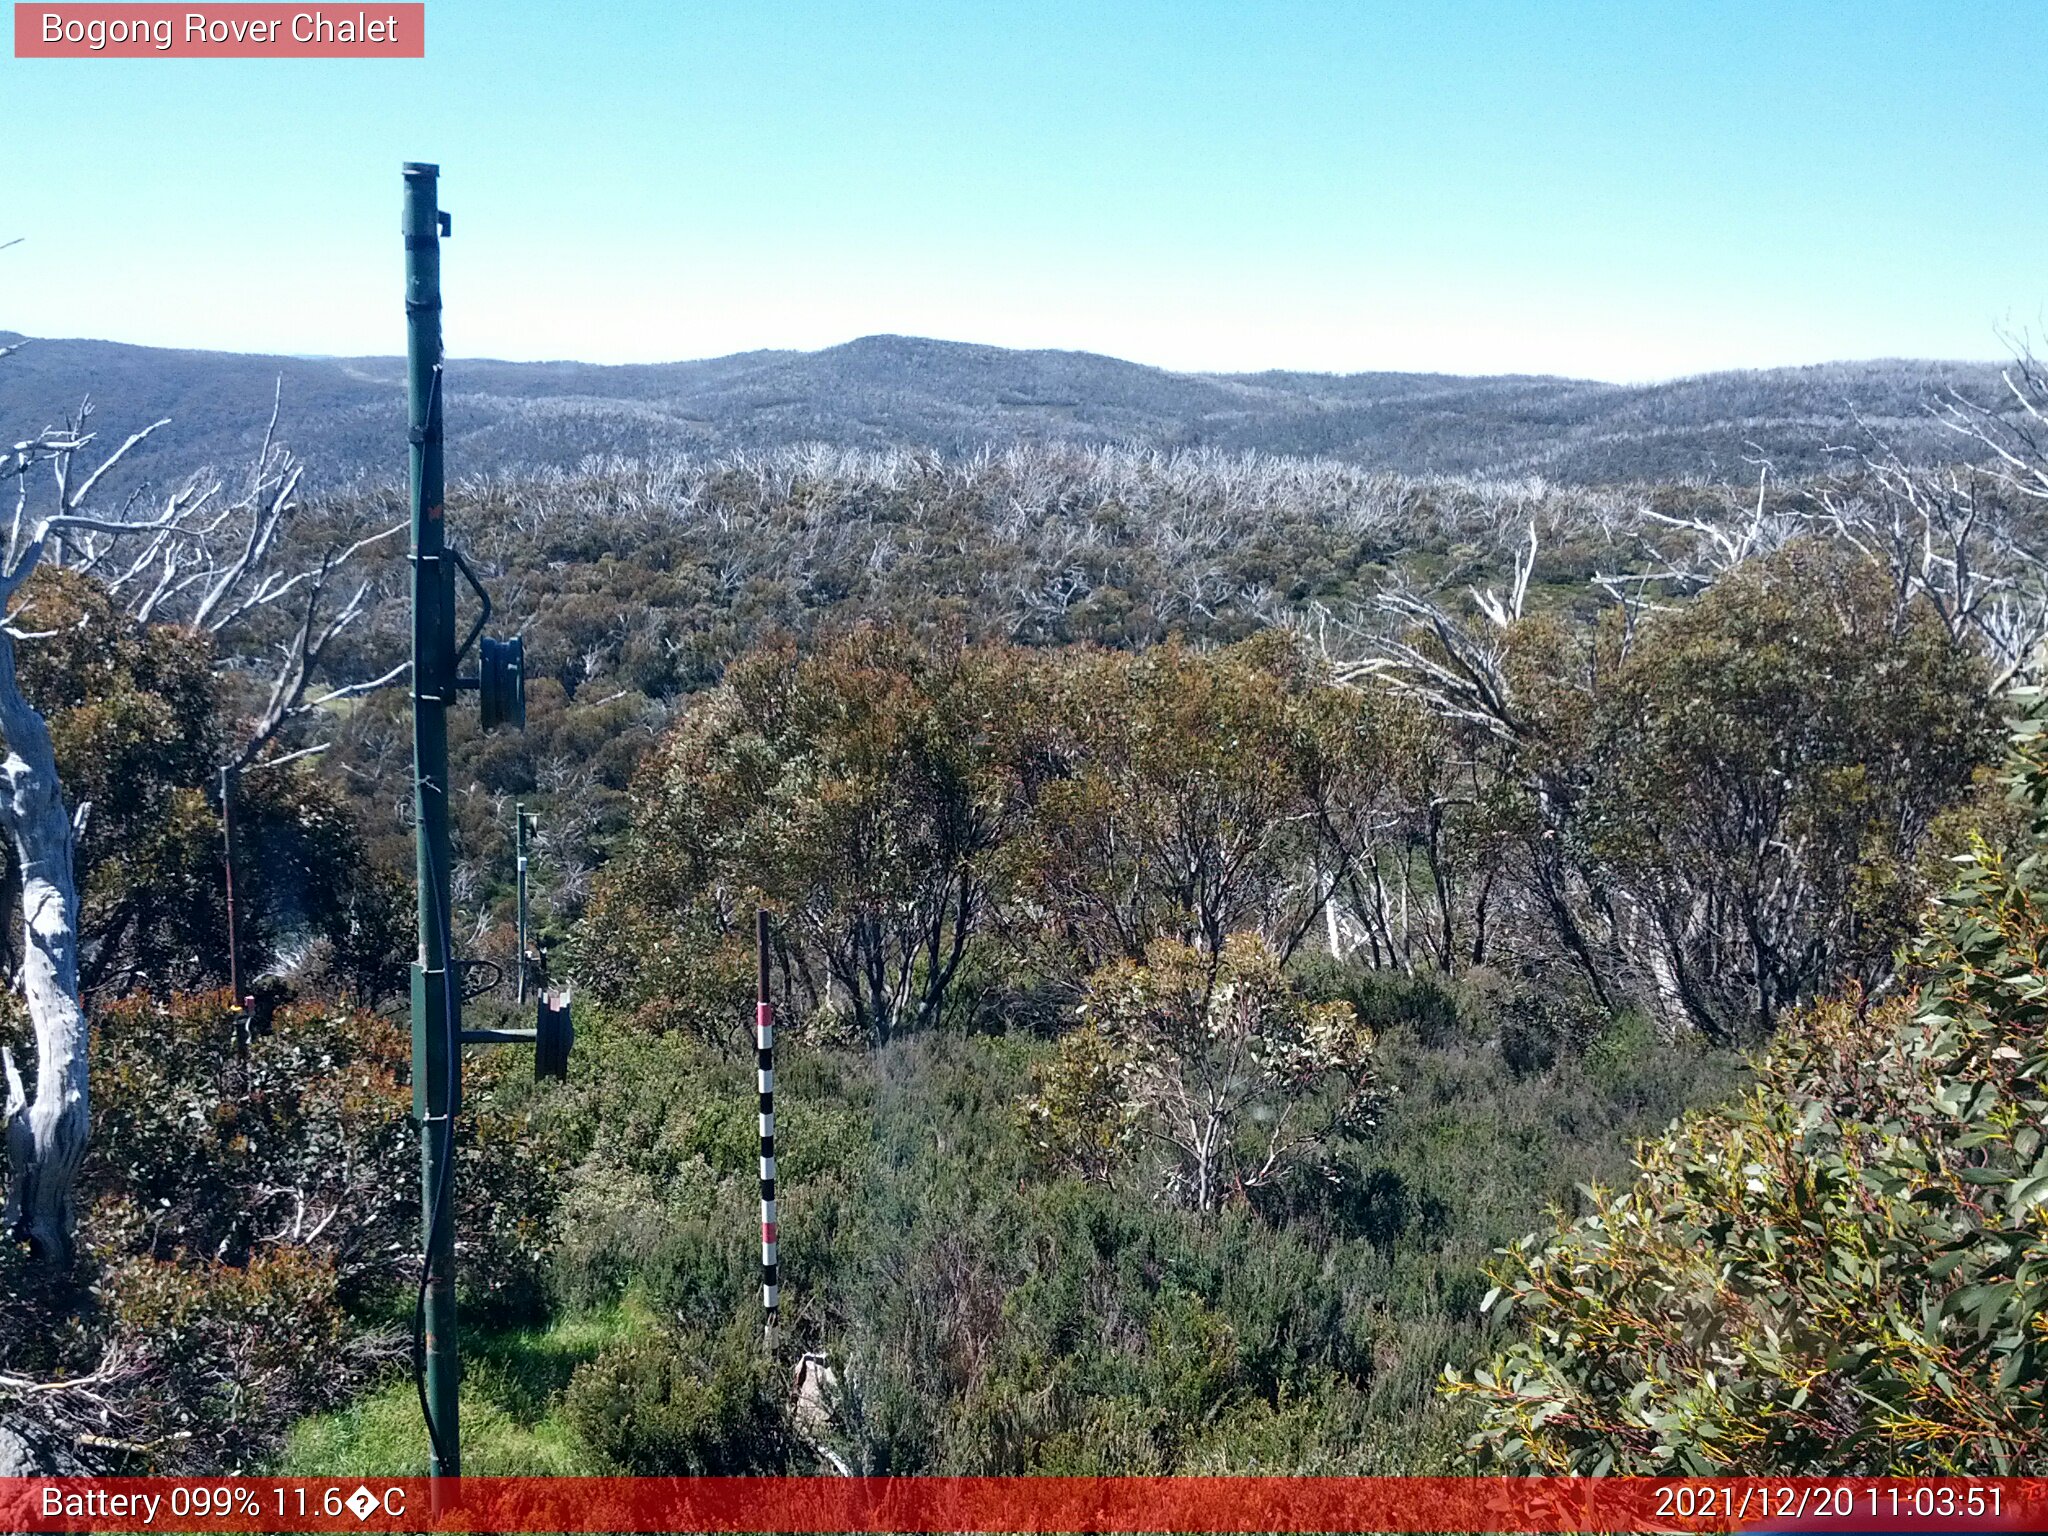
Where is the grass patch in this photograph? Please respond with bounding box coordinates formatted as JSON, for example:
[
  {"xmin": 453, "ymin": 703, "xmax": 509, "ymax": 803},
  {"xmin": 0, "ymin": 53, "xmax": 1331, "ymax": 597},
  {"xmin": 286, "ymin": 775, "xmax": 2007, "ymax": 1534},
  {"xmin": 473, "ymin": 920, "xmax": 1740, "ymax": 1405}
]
[{"xmin": 280, "ymin": 1298, "xmax": 658, "ymax": 1476}]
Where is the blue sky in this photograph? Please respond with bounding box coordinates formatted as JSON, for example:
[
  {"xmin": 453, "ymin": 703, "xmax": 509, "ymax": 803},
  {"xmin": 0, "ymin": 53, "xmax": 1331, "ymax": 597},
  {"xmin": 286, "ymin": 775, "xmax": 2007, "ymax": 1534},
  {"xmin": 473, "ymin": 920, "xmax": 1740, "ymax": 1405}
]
[{"xmin": 1, "ymin": 0, "xmax": 2041, "ymax": 380}]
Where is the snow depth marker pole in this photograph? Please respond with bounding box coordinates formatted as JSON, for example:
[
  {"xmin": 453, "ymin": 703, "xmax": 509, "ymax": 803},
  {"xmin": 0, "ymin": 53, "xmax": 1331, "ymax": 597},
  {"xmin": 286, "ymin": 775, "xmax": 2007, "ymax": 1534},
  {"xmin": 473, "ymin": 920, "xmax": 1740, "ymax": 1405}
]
[{"xmin": 757, "ymin": 907, "xmax": 779, "ymax": 1353}]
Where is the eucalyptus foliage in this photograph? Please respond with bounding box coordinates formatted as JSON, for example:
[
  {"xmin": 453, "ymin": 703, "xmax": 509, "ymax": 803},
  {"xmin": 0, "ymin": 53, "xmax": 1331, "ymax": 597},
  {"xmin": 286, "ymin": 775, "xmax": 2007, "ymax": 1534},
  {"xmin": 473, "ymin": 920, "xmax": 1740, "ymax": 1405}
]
[{"xmin": 1448, "ymin": 699, "xmax": 2048, "ymax": 1472}]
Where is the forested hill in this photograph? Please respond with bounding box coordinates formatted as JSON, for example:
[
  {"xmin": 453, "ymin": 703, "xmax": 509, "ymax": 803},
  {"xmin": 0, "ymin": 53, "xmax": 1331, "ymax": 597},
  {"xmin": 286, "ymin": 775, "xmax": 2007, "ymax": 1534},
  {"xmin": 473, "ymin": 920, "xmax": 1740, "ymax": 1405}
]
[{"xmin": 0, "ymin": 328, "xmax": 2010, "ymax": 490}]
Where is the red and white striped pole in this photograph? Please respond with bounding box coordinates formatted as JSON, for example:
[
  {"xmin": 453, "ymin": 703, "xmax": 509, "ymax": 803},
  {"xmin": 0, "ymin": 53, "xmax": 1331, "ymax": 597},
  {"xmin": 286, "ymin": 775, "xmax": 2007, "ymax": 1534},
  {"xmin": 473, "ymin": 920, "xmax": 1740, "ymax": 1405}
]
[{"xmin": 756, "ymin": 908, "xmax": 778, "ymax": 1353}]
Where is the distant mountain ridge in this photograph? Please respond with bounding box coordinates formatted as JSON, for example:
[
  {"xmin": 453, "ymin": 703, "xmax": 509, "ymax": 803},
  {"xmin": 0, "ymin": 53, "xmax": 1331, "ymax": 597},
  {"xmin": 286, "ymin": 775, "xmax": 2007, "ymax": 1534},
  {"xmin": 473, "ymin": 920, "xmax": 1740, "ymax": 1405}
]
[{"xmin": 0, "ymin": 329, "xmax": 2011, "ymax": 493}]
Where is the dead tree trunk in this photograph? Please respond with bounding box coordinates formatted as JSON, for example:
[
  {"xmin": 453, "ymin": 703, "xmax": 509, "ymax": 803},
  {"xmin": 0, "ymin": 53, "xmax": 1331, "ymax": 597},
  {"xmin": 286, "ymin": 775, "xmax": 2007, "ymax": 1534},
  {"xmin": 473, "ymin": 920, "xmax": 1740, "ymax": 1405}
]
[{"xmin": 0, "ymin": 624, "xmax": 86, "ymax": 1265}]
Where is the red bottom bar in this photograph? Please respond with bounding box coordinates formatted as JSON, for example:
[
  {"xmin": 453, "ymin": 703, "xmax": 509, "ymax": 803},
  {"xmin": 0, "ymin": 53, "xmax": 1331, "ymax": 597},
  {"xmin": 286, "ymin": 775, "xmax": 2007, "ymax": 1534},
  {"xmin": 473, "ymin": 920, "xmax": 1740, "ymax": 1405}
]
[{"xmin": 4, "ymin": 1476, "xmax": 2043, "ymax": 1533}]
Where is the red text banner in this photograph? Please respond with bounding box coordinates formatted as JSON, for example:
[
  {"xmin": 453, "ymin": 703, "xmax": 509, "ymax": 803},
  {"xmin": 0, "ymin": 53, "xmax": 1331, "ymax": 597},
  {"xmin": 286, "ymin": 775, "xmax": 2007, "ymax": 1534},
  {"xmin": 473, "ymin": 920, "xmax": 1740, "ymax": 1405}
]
[
  {"xmin": 1, "ymin": 1476, "xmax": 2042, "ymax": 1533},
  {"xmin": 14, "ymin": 4, "xmax": 424, "ymax": 57}
]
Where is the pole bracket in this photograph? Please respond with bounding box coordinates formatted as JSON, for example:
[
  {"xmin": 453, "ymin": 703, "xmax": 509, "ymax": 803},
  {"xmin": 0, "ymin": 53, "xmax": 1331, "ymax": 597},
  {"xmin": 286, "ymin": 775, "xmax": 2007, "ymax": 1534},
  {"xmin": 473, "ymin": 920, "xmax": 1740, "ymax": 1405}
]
[{"xmin": 447, "ymin": 546, "xmax": 492, "ymax": 665}]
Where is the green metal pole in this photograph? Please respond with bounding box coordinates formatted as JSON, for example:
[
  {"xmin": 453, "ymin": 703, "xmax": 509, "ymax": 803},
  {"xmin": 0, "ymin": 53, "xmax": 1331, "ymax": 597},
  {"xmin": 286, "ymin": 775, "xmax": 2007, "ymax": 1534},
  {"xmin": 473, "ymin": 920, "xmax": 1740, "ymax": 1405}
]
[{"xmin": 404, "ymin": 161, "xmax": 461, "ymax": 1481}]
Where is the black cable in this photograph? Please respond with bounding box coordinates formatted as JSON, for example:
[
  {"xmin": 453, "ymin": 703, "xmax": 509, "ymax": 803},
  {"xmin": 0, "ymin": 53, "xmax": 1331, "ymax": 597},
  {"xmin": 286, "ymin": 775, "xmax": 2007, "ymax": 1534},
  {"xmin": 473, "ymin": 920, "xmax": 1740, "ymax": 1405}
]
[{"xmin": 411, "ymin": 787, "xmax": 461, "ymax": 1475}]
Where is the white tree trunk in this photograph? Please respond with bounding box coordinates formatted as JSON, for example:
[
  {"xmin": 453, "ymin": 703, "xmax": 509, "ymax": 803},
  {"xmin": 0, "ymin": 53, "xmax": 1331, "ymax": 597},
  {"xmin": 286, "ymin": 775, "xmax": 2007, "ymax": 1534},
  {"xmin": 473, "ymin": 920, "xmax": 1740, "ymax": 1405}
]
[{"xmin": 0, "ymin": 626, "xmax": 87, "ymax": 1265}]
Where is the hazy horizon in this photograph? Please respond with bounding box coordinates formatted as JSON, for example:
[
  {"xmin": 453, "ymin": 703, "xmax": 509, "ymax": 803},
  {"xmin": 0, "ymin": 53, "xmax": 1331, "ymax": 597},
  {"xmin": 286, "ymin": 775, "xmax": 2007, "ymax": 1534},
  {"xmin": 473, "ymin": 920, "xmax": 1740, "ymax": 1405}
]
[{"xmin": 0, "ymin": 323, "xmax": 2017, "ymax": 391}]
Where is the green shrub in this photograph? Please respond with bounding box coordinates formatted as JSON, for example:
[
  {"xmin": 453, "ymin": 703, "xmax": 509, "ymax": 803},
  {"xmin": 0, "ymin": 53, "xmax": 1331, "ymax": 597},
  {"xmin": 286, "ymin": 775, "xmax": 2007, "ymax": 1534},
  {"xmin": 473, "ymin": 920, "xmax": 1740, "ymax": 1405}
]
[
  {"xmin": 544, "ymin": 1159, "xmax": 676, "ymax": 1313},
  {"xmin": 108, "ymin": 1247, "xmax": 378, "ymax": 1469},
  {"xmin": 1293, "ymin": 960, "xmax": 1466, "ymax": 1048},
  {"xmin": 88, "ymin": 992, "xmax": 415, "ymax": 1296},
  {"xmin": 539, "ymin": 1021, "xmax": 873, "ymax": 1322},
  {"xmin": 1495, "ymin": 981, "xmax": 1607, "ymax": 1078},
  {"xmin": 455, "ymin": 1045, "xmax": 579, "ymax": 1326},
  {"xmin": 562, "ymin": 1324, "xmax": 792, "ymax": 1473}
]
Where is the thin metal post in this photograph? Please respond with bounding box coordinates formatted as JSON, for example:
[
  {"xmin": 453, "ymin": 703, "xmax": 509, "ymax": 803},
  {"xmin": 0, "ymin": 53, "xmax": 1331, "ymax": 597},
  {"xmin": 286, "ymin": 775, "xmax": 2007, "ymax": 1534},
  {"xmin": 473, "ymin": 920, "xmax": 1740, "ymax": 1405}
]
[
  {"xmin": 757, "ymin": 909, "xmax": 778, "ymax": 1354},
  {"xmin": 219, "ymin": 764, "xmax": 241, "ymax": 1004},
  {"xmin": 515, "ymin": 803, "xmax": 529, "ymax": 1004},
  {"xmin": 405, "ymin": 160, "xmax": 461, "ymax": 1482}
]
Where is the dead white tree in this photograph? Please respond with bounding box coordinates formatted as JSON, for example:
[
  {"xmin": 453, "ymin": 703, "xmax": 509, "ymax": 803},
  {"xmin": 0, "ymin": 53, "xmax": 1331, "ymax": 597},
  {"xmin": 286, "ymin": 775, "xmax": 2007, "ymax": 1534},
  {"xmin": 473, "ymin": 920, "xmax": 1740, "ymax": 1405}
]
[
  {"xmin": 1936, "ymin": 347, "xmax": 2048, "ymax": 508},
  {"xmin": 1471, "ymin": 519, "xmax": 1538, "ymax": 629},
  {"xmin": 60, "ymin": 385, "xmax": 408, "ymax": 769},
  {"xmin": 1330, "ymin": 583, "xmax": 1525, "ymax": 742},
  {"xmin": 1587, "ymin": 461, "xmax": 1795, "ymax": 632},
  {"xmin": 1806, "ymin": 459, "xmax": 2048, "ymax": 691},
  {"xmin": 1304, "ymin": 553, "xmax": 1594, "ymax": 989},
  {"xmin": 2, "ymin": 372, "xmax": 404, "ymax": 1263},
  {"xmin": 1786, "ymin": 357, "xmax": 2048, "ymax": 693},
  {"xmin": 1, "ymin": 407, "xmax": 175, "ymax": 1261}
]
